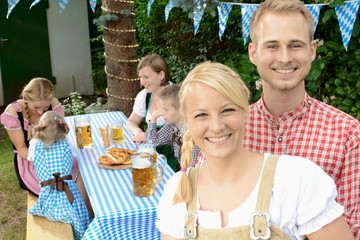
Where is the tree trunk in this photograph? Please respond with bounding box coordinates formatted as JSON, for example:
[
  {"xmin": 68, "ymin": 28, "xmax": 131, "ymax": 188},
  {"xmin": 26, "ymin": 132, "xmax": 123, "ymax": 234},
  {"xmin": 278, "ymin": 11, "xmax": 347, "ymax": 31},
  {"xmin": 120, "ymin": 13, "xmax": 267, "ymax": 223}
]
[{"xmin": 102, "ymin": 0, "xmax": 140, "ymax": 117}]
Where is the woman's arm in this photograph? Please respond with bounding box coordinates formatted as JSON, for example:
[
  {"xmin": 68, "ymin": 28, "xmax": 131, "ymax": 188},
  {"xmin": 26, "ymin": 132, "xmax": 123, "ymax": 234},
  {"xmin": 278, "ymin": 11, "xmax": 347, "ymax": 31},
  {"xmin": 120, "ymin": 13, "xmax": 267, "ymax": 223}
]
[
  {"xmin": 7, "ymin": 128, "xmax": 28, "ymax": 159},
  {"xmin": 307, "ymin": 216, "xmax": 354, "ymax": 240},
  {"xmin": 127, "ymin": 111, "xmax": 146, "ymax": 144}
]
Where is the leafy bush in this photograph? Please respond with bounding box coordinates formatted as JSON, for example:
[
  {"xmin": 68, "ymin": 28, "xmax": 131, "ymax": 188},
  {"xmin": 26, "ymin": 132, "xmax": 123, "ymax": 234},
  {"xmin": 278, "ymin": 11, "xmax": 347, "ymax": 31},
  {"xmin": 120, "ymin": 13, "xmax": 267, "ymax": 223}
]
[
  {"xmin": 62, "ymin": 92, "xmax": 87, "ymax": 116},
  {"xmin": 91, "ymin": 0, "xmax": 360, "ymax": 120}
]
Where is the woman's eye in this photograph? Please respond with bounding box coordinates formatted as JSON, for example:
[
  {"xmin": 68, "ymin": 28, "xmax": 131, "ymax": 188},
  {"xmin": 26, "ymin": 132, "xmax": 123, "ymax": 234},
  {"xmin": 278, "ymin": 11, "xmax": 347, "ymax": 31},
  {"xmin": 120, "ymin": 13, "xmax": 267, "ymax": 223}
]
[
  {"xmin": 195, "ymin": 113, "xmax": 207, "ymax": 118},
  {"xmin": 223, "ymin": 108, "xmax": 235, "ymax": 113}
]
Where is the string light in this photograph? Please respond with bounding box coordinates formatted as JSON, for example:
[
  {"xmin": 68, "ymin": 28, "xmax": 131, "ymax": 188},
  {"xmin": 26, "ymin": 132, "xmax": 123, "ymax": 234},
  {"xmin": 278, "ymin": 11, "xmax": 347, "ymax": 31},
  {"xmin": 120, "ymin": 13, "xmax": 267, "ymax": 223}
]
[
  {"xmin": 112, "ymin": 0, "xmax": 134, "ymax": 3},
  {"xmin": 103, "ymin": 38, "xmax": 138, "ymax": 48},
  {"xmin": 104, "ymin": 53, "xmax": 139, "ymax": 63},
  {"xmin": 103, "ymin": 26, "xmax": 136, "ymax": 33},
  {"xmin": 106, "ymin": 88, "xmax": 136, "ymax": 101},
  {"xmin": 101, "ymin": 6, "xmax": 135, "ymax": 15},
  {"xmin": 105, "ymin": 66, "xmax": 140, "ymax": 81}
]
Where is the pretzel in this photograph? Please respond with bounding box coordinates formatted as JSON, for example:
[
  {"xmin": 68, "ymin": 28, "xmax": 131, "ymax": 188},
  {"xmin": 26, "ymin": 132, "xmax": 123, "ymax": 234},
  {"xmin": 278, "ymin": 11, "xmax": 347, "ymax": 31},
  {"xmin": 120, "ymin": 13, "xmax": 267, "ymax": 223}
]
[
  {"xmin": 99, "ymin": 126, "xmax": 110, "ymax": 147},
  {"xmin": 98, "ymin": 147, "xmax": 135, "ymax": 165}
]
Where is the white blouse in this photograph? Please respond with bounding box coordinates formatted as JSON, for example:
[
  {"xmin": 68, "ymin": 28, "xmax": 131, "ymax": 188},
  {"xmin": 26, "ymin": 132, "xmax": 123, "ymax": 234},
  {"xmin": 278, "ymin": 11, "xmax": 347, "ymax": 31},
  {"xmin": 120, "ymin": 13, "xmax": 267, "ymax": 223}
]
[
  {"xmin": 132, "ymin": 89, "xmax": 166, "ymax": 127},
  {"xmin": 156, "ymin": 154, "xmax": 343, "ymax": 239}
]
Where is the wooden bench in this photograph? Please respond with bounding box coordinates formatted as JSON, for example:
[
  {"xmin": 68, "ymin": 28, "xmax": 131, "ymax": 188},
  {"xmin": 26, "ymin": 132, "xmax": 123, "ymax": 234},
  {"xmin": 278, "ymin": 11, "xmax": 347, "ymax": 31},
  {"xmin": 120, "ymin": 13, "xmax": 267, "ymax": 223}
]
[{"xmin": 26, "ymin": 192, "xmax": 73, "ymax": 240}]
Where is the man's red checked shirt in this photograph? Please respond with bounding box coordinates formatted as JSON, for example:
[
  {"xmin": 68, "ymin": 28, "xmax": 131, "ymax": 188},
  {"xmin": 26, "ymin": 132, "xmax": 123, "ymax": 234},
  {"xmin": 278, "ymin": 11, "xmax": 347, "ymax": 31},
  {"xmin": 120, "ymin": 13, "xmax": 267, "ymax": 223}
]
[{"xmin": 197, "ymin": 92, "xmax": 360, "ymax": 239}]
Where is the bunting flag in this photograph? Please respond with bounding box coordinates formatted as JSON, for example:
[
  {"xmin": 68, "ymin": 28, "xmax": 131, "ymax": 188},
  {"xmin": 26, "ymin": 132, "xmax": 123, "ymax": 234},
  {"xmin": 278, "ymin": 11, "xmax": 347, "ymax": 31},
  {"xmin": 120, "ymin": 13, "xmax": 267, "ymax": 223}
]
[
  {"xmin": 335, "ymin": 0, "xmax": 360, "ymax": 50},
  {"xmin": 240, "ymin": 4, "xmax": 258, "ymax": 44},
  {"xmin": 6, "ymin": 0, "xmax": 20, "ymax": 18},
  {"xmin": 165, "ymin": 0, "xmax": 176, "ymax": 22},
  {"xmin": 59, "ymin": 0, "xmax": 71, "ymax": 13},
  {"xmin": 148, "ymin": 0, "xmax": 155, "ymax": 16},
  {"xmin": 306, "ymin": 4, "xmax": 322, "ymax": 37},
  {"xmin": 193, "ymin": 0, "xmax": 207, "ymax": 35},
  {"xmin": 89, "ymin": 0, "xmax": 97, "ymax": 12},
  {"xmin": 30, "ymin": 0, "xmax": 41, "ymax": 9},
  {"xmin": 217, "ymin": 2, "xmax": 233, "ymax": 39}
]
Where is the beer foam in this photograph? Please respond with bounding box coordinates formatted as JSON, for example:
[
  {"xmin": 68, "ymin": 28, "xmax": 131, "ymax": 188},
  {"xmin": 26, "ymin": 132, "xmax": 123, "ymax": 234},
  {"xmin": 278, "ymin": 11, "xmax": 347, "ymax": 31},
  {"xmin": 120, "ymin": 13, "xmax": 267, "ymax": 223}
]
[
  {"xmin": 132, "ymin": 157, "xmax": 152, "ymax": 169},
  {"xmin": 75, "ymin": 122, "xmax": 90, "ymax": 128}
]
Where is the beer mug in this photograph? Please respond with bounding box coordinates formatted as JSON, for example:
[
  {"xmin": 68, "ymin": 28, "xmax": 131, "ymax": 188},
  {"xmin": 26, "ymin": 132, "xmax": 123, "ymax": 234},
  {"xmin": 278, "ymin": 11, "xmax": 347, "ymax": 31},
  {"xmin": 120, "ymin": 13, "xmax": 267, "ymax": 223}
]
[
  {"xmin": 136, "ymin": 142, "xmax": 157, "ymax": 164},
  {"xmin": 74, "ymin": 115, "xmax": 93, "ymax": 148},
  {"xmin": 110, "ymin": 120, "xmax": 125, "ymax": 145},
  {"xmin": 131, "ymin": 153, "xmax": 163, "ymax": 197}
]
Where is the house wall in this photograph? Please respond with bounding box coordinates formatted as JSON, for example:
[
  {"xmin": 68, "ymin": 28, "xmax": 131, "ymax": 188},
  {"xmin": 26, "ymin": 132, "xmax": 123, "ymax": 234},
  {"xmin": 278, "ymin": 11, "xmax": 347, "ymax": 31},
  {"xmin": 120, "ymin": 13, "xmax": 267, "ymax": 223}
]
[{"xmin": 46, "ymin": 0, "xmax": 94, "ymax": 99}]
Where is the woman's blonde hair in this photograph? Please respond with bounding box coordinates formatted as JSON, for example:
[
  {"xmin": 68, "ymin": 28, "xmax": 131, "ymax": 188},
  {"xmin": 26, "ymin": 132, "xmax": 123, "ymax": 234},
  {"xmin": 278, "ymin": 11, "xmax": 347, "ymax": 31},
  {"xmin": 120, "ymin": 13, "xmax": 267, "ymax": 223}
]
[
  {"xmin": 137, "ymin": 54, "xmax": 170, "ymax": 86},
  {"xmin": 172, "ymin": 62, "xmax": 250, "ymax": 205},
  {"xmin": 249, "ymin": 0, "xmax": 314, "ymax": 45},
  {"xmin": 20, "ymin": 78, "xmax": 55, "ymax": 126},
  {"xmin": 36, "ymin": 111, "xmax": 69, "ymax": 149}
]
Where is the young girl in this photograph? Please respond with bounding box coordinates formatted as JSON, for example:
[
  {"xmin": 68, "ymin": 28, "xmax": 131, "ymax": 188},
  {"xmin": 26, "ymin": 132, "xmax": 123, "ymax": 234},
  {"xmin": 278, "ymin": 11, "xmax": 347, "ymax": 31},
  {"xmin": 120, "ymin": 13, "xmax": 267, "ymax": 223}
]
[
  {"xmin": 145, "ymin": 84, "xmax": 200, "ymax": 172},
  {"xmin": 27, "ymin": 111, "xmax": 92, "ymax": 240}
]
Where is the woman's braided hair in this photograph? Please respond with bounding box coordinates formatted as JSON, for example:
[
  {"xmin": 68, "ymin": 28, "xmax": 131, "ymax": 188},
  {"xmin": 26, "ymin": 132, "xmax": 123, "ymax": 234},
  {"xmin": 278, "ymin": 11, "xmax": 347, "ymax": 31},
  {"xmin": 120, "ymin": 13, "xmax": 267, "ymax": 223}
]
[{"xmin": 172, "ymin": 61, "xmax": 250, "ymax": 205}]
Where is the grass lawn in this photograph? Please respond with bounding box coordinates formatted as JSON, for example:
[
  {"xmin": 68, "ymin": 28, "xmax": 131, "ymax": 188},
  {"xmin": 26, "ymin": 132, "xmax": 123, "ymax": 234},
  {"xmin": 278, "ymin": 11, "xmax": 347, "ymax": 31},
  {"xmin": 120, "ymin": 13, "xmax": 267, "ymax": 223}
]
[{"xmin": 0, "ymin": 124, "xmax": 27, "ymax": 240}]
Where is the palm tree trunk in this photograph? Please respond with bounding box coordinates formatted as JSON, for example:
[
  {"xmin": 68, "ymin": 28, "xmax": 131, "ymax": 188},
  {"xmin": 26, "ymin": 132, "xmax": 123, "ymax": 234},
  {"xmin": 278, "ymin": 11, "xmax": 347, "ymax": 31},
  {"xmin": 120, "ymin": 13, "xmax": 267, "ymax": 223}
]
[{"xmin": 102, "ymin": 0, "xmax": 140, "ymax": 117}]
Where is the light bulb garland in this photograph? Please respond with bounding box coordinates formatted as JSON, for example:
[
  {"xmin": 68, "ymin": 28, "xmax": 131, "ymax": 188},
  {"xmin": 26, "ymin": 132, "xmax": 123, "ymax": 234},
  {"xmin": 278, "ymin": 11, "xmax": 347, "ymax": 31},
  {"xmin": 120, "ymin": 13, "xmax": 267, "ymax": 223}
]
[
  {"xmin": 112, "ymin": 0, "xmax": 134, "ymax": 3},
  {"xmin": 101, "ymin": 6, "xmax": 135, "ymax": 16},
  {"xmin": 104, "ymin": 53, "xmax": 139, "ymax": 63},
  {"xmin": 103, "ymin": 26, "xmax": 136, "ymax": 33},
  {"xmin": 105, "ymin": 66, "xmax": 140, "ymax": 81},
  {"xmin": 103, "ymin": 38, "xmax": 138, "ymax": 48},
  {"xmin": 106, "ymin": 88, "xmax": 136, "ymax": 101}
]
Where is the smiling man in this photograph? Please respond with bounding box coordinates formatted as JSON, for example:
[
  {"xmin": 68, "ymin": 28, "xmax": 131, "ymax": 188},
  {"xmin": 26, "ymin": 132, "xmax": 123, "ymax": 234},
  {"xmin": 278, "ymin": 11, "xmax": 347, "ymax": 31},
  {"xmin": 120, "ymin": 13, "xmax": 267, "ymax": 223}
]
[{"xmin": 245, "ymin": 0, "xmax": 360, "ymax": 238}]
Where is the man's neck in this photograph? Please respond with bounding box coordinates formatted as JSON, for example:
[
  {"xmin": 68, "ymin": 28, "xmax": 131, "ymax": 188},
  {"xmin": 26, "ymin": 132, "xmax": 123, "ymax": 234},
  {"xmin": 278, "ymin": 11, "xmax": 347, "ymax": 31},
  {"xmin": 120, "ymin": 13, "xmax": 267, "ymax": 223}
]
[{"xmin": 262, "ymin": 86, "xmax": 305, "ymax": 119}]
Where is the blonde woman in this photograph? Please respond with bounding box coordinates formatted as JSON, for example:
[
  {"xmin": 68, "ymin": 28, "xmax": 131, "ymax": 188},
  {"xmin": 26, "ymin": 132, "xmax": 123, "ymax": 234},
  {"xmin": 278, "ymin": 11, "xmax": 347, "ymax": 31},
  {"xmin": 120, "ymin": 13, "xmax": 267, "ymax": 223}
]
[
  {"xmin": 0, "ymin": 78, "xmax": 78, "ymax": 196},
  {"xmin": 156, "ymin": 62, "xmax": 354, "ymax": 239}
]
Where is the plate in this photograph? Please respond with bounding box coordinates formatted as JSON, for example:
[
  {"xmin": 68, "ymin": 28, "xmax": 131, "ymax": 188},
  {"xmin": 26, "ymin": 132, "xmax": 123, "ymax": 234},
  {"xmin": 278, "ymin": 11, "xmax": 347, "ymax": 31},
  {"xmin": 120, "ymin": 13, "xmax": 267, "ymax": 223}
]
[{"xmin": 98, "ymin": 162, "xmax": 131, "ymax": 170}]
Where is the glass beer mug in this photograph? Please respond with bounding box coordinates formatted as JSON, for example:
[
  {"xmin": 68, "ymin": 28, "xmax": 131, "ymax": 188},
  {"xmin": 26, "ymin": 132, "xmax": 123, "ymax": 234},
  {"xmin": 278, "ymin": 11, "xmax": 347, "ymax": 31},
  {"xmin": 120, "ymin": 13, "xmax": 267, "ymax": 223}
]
[
  {"xmin": 131, "ymin": 153, "xmax": 163, "ymax": 197},
  {"xmin": 74, "ymin": 115, "xmax": 93, "ymax": 148},
  {"xmin": 110, "ymin": 120, "xmax": 125, "ymax": 145}
]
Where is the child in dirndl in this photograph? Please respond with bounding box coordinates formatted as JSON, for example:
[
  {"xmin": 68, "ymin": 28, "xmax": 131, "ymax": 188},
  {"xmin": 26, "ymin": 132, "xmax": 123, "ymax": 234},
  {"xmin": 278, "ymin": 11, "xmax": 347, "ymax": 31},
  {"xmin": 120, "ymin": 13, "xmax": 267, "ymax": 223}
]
[{"xmin": 27, "ymin": 111, "xmax": 92, "ymax": 240}]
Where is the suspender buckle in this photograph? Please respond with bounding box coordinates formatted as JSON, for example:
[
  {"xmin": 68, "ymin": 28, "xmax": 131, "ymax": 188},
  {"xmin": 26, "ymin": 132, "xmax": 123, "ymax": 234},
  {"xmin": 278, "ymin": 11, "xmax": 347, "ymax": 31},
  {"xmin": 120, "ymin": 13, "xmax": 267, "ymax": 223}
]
[
  {"xmin": 184, "ymin": 212, "xmax": 198, "ymax": 239},
  {"xmin": 250, "ymin": 212, "xmax": 271, "ymax": 239}
]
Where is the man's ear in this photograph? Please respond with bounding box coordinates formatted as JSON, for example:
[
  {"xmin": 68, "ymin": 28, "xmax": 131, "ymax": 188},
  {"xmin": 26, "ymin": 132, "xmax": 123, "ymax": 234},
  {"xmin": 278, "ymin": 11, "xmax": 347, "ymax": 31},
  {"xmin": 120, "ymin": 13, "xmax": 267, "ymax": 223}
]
[
  {"xmin": 248, "ymin": 42, "xmax": 257, "ymax": 65},
  {"xmin": 310, "ymin": 40, "xmax": 317, "ymax": 62}
]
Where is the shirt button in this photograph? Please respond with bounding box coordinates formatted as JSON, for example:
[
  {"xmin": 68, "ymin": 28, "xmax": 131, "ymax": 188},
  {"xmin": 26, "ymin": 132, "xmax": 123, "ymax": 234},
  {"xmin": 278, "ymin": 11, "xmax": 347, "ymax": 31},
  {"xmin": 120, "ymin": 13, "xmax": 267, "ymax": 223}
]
[{"xmin": 278, "ymin": 137, "xmax": 282, "ymax": 142}]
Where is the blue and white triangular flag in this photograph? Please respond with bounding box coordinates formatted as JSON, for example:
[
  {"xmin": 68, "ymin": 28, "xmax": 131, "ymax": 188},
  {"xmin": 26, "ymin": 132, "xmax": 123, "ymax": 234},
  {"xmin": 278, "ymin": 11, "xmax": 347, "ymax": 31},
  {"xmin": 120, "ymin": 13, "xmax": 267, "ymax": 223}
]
[
  {"xmin": 335, "ymin": 0, "xmax": 360, "ymax": 50},
  {"xmin": 89, "ymin": 0, "xmax": 97, "ymax": 12},
  {"xmin": 30, "ymin": 0, "xmax": 41, "ymax": 9},
  {"xmin": 306, "ymin": 4, "xmax": 322, "ymax": 37},
  {"xmin": 59, "ymin": 0, "xmax": 71, "ymax": 13},
  {"xmin": 240, "ymin": 4, "xmax": 259, "ymax": 44},
  {"xmin": 6, "ymin": 0, "xmax": 20, "ymax": 18},
  {"xmin": 217, "ymin": 2, "xmax": 233, "ymax": 39},
  {"xmin": 165, "ymin": 0, "xmax": 176, "ymax": 22},
  {"xmin": 148, "ymin": 0, "xmax": 155, "ymax": 16},
  {"xmin": 194, "ymin": 0, "xmax": 207, "ymax": 35}
]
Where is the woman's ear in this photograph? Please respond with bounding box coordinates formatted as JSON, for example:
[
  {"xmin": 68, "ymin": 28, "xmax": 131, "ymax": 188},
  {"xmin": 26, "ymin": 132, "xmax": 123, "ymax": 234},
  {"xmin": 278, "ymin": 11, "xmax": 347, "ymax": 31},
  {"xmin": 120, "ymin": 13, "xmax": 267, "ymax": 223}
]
[{"xmin": 159, "ymin": 71, "xmax": 165, "ymax": 81}]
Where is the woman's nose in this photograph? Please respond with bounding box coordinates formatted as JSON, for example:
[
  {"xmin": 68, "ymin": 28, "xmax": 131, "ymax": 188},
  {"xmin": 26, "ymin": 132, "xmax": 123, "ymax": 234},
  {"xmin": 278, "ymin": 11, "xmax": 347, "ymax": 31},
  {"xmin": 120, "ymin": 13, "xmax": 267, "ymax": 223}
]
[{"xmin": 209, "ymin": 116, "xmax": 225, "ymax": 133}]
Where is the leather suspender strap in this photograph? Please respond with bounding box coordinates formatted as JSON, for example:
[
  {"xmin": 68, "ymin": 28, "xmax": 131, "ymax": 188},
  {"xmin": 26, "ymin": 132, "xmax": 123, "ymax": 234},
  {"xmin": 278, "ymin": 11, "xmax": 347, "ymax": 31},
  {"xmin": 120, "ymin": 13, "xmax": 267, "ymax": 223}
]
[
  {"xmin": 251, "ymin": 155, "xmax": 279, "ymax": 239},
  {"xmin": 184, "ymin": 165, "xmax": 200, "ymax": 239}
]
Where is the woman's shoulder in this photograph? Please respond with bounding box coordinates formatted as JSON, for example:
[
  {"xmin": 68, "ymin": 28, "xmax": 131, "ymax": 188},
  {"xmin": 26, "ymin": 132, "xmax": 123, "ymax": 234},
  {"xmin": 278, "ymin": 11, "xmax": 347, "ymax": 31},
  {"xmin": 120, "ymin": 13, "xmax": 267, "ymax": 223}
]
[{"xmin": 4, "ymin": 101, "xmax": 22, "ymax": 114}]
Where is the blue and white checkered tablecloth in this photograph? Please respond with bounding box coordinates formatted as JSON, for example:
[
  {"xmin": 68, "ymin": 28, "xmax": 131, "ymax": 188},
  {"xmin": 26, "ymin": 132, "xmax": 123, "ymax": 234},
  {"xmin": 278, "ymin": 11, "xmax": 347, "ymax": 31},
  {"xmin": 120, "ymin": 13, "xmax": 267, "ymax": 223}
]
[{"xmin": 65, "ymin": 111, "xmax": 175, "ymax": 240}]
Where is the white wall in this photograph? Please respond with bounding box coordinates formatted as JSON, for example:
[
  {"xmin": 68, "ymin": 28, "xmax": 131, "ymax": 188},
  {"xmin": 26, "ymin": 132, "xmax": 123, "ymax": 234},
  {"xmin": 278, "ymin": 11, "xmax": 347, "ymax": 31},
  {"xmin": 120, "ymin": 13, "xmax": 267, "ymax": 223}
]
[{"xmin": 47, "ymin": 0, "xmax": 94, "ymax": 99}]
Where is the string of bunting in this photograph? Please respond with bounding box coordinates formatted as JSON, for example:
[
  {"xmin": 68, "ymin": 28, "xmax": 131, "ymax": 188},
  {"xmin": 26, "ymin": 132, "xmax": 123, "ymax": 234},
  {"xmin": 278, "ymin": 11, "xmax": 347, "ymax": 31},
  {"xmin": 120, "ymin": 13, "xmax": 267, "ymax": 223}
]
[
  {"xmin": 106, "ymin": 88, "xmax": 136, "ymax": 101},
  {"xmin": 101, "ymin": 6, "xmax": 136, "ymax": 15},
  {"xmin": 104, "ymin": 66, "xmax": 140, "ymax": 81},
  {"xmin": 104, "ymin": 53, "xmax": 140, "ymax": 63},
  {"xmin": 103, "ymin": 38, "xmax": 138, "ymax": 48}
]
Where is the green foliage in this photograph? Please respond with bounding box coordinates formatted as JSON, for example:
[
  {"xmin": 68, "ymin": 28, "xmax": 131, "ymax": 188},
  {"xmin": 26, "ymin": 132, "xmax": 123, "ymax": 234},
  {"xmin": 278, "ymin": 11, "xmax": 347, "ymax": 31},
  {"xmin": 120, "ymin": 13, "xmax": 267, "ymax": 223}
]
[
  {"xmin": 91, "ymin": 0, "xmax": 360, "ymax": 120},
  {"xmin": 62, "ymin": 92, "xmax": 87, "ymax": 116}
]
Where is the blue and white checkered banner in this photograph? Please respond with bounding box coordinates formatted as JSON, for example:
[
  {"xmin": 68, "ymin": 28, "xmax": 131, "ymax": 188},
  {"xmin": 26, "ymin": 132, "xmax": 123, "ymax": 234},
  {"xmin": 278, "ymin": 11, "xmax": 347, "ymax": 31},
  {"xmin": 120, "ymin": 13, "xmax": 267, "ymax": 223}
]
[
  {"xmin": 148, "ymin": 0, "xmax": 155, "ymax": 16},
  {"xmin": 240, "ymin": 4, "xmax": 258, "ymax": 44},
  {"xmin": 193, "ymin": 0, "xmax": 207, "ymax": 35},
  {"xmin": 306, "ymin": 4, "xmax": 322, "ymax": 37},
  {"xmin": 335, "ymin": 0, "xmax": 360, "ymax": 50},
  {"xmin": 217, "ymin": 2, "xmax": 233, "ymax": 39},
  {"xmin": 29, "ymin": 0, "xmax": 41, "ymax": 9},
  {"xmin": 6, "ymin": 0, "xmax": 20, "ymax": 18},
  {"xmin": 59, "ymin": 0, "xmax": 71, "ymax": 13},
  {"xmin": 165, "ymin": 0, "xmax": 176, "ymax": 22},
  {"xmin": 89, "ymin": 0, "xmax": 97, "ymax": 12}
]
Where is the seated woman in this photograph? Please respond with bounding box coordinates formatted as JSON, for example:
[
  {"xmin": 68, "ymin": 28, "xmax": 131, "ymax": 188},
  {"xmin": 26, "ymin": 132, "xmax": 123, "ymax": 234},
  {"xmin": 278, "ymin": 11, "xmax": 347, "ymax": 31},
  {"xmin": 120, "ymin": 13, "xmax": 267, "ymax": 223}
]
[
  {"xmin": 156, "ymin": 62, "xmax": 354, "ymax": 240},
  {"xmin": 127, "ymin": 54, "xmax": 178, "ymax": 168},
  {"xmin": 0, "ymin": 78, "xmax": 78, "ymax": 196}
]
